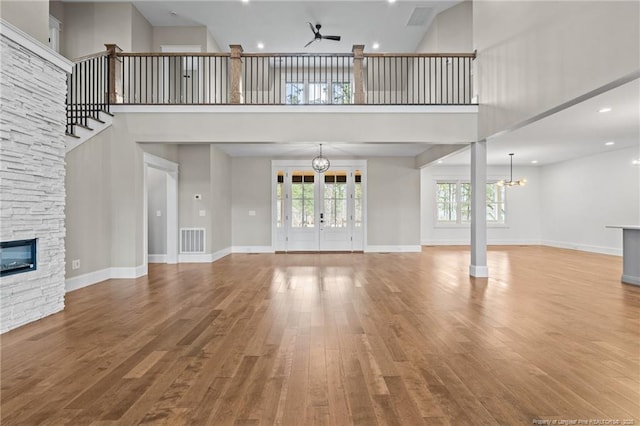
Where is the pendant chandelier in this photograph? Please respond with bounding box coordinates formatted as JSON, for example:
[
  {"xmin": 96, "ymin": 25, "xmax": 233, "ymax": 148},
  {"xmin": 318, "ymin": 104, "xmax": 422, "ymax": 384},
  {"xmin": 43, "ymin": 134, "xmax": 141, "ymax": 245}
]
[
  {"xmin": 497, "ymin": 153, "xmax": 526, "ymax": 187},
  {"xmin": 311, "ymin": 144, "xmax": 330, "ymax": 173}
]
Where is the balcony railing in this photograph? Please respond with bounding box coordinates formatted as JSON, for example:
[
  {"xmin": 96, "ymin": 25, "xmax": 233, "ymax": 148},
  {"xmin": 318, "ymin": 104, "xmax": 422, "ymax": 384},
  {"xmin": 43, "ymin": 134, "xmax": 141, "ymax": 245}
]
[{"xmin": 66, "ymin": 44, "xmax": 476, "ymax": 133}]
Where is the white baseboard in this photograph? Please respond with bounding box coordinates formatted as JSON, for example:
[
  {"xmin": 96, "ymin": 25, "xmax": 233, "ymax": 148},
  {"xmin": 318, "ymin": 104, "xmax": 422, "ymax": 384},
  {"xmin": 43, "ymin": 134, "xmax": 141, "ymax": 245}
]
[
  {"xmin": 541, "ymin": 240, "xmax": 622, "ymax": 257},
  {"xmin": 469, "ymin": 264, "xmax": 489, "ymax": 277},
  {"xmin": 421, "ymin": 239, "xmax": 541, "ymax": 246},
  {"xmin": 365, "ymin": 245, "xmax": 422, "ymax": 253},
  {"xmin": 148, "ymin": 254, "xmax": 167, "ymax": 263},
  {"xmin": 65, "ymin": 264, "xmax": 146, "ymax": 293},
  {"xmin": 621, "ymin": 275, "xmax": 640, "ymax": 286},
  {"xmin": 178, "ymin": 247, "xmax": 231, "ymax": 263},
  {"xmin": 231, "ymin": 246, "xmax": 275, "ymax": 253}
]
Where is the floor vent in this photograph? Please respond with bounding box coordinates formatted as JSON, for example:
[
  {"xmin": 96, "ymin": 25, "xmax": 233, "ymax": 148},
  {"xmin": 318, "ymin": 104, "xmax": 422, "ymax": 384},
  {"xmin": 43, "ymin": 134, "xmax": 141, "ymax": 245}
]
[{"xmin": 180, "ymin": 228, "xmax": 205, "ymax": 253}]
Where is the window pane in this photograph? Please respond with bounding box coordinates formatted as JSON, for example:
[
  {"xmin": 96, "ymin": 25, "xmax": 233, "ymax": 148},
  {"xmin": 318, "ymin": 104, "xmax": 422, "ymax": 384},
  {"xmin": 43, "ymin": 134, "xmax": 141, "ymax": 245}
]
[
  {"xmin": 308, "ymin": 83, "xmax": 328, "ymax": 104},
  {"xmin": 285, "ymin": 83, "xmax": 304, "ymax": 105},
  {"xmin": 333, "ymin": 82, "xmax": 352, "ymax": 104},
  {"xmin": 354, "ymin": 171, "xmax": 363, "ymax": 227}
]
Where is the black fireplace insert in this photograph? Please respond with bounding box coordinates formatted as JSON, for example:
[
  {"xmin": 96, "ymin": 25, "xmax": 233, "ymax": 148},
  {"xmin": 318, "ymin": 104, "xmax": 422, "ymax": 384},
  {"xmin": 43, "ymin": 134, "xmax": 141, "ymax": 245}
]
[{"xmin": 1, "ymin": 239, "xmax": 37, "ymax": 277}]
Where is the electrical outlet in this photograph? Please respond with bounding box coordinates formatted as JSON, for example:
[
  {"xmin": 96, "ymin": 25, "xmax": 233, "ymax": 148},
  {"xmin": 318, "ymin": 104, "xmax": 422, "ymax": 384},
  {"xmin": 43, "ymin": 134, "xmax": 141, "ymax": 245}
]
[
  {"xmin": 199, "ymin": 210, "xmax": 206, "ymax": 217},
  {"xmin": 156, "ymin": 210, "xmax": 162, "ymax": 217},
  {"xmin": 72, "ymin": 259, "xmax": 80, "ymax": 270}
]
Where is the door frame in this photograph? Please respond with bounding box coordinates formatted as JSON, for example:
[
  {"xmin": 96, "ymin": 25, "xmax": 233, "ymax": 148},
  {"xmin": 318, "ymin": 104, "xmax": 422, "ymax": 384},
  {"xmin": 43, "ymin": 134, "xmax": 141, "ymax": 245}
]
[
  {"xmin": 143, "ymin": 152, "xmax": 179, "ymax": 271},
  {"xmin": 271, "ymin": 159, "xmax": 367, "ymax": 252}
]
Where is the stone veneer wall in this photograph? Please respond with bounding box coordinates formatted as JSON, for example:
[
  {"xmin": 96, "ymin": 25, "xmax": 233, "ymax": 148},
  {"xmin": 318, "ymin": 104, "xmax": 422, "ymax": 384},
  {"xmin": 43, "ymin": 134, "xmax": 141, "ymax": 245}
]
[{"xmin": 0, "ymin": 26, "xmax": 69, "ymax": 333}]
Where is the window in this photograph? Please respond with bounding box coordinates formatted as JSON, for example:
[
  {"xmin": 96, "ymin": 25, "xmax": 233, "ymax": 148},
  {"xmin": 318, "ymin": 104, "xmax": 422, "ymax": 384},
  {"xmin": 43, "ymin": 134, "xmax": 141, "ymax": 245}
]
[
  {"xmin": 436, "ymin": 181, "xmax": 506, "ymax": 224},
  {"xmin": 276, "ymin": 172, "xmax": 284, "ymax": 228},
  {"xmin": 354, "ymin": 171, "xmax": 363, "ymax": 227},
  {"xmin": 285, "ymin": 81, "xmax": 351, "ymax": 104},
  {"xmin": 291, "ymin": 172, "xmax": 315, "ymax": 227},
  {"xmin": 323, "ymin": 172, "xmax": 347, "ymax": 227}
]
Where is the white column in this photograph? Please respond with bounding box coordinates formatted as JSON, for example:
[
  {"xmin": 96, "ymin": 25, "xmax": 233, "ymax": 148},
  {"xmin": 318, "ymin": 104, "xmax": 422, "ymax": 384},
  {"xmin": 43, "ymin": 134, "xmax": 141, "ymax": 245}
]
[{"xmin": 469, "ymin": 140, "xmax": 489, "ymax": 277}]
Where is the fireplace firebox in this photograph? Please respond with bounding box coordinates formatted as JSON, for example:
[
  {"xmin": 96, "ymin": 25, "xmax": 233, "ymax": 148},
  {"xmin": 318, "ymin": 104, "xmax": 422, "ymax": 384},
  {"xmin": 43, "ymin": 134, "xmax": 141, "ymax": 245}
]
[{"xmin": 1, "ymin": 239, "xmax": 37, "ymax": 277}]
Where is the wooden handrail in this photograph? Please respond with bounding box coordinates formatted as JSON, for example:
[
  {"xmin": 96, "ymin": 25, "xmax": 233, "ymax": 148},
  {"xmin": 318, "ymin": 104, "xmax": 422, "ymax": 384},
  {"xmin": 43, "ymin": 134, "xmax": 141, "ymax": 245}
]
[
  {"xmin": 364, "ymin": 52, "xmax": 476, "ymax": 58},
  {"xmin": 72, "ymin": 50, "xmax": 109, "ymax": 63},
  {"xmin": 117, "ymin": 52, "xmax": 231, "ymax": 57}
]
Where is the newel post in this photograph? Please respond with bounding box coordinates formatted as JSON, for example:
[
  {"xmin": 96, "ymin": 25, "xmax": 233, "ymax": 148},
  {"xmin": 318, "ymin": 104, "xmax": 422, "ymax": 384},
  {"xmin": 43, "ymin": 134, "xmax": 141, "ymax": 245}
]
[
  {"xmin": 105, "ymin": 44, "xmax": 122, "ymax": 104},
  {"xmin": 229, "ymin": 44, "xmax": 244, "ymax": 104},
  {"xmin": 352, "ymin": 44, "xmax": 365, "ymax": 104}
]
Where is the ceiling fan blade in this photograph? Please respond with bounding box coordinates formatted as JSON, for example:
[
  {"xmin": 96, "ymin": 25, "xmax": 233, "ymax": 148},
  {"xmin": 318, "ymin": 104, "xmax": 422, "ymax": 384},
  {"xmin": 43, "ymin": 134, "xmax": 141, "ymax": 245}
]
[
  {"xmin": 322, "ymin": 35, "xmax": 341, "ymax": 41},
  {"xmin": 304, "ymin": 38, "xmax": 317, "ymax": 48},
  {"xmin": 307, "ymin": 22, "xmax": 317, "ymax": 35}
]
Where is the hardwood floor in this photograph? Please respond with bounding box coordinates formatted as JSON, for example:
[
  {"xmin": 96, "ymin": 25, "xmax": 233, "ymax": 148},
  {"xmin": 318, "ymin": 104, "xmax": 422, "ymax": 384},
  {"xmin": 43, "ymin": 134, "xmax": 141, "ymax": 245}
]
[{"xmin": 1, "ymin": 246, "xmax": 639, "ymax": 425}]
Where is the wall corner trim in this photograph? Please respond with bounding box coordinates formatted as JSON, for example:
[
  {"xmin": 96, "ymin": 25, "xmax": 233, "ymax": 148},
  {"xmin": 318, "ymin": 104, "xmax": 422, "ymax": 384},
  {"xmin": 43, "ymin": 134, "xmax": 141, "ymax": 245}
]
[{"xmin": 0, "ymin": 19, "xmax": 73, "ymax": 72}]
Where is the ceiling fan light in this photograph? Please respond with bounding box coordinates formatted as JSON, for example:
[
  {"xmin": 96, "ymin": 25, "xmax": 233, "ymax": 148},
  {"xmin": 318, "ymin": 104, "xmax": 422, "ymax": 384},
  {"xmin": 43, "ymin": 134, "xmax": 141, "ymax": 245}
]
[{"xmin": 496, "ymin": 180, "xmax": 504, "ymax": 187}]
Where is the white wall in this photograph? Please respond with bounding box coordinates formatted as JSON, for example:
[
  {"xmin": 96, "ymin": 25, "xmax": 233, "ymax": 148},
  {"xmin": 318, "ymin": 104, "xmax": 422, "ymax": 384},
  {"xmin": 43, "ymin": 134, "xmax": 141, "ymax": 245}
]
[
  {"xmin": 474, "ymin": 1, "xmax": 640, "ymax": 140},
  {"xmin": 147, "ymin": 167, "xmax": 167, "ymax": 255},
  {"xmin": 540, "ymin": 146, "xmax": 640, "ymax": 255},
  {"xmin": 367, "ymin": 157, "xmax": 421, "ymax": 248},
  {"xmin": 231, "ymin": 158, "xmax": 272, "ymax": 248},
  {"xmin": 421, "ymin": 164, "xmax": 542, "ymax": 245},
  {"xmin": 416, "ymin": 1, "xmax": 473, "ymax": 53}
]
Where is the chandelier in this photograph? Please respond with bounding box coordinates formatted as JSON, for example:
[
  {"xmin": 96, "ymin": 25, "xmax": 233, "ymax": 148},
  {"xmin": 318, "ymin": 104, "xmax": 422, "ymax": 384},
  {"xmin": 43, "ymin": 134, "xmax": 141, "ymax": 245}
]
[
  {"xmin": 311, "ymin": 144, "xmax": 330, "ymax": 173},
  {"xmin": 497, "ymin": 153, "xmax": 526, "ymax": 187}
]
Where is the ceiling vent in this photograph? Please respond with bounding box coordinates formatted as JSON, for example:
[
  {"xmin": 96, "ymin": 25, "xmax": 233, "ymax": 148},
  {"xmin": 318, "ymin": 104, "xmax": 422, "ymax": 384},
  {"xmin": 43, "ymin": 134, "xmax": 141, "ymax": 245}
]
[{"xmin": 406, "ymin": 7, "xmax": 433, "ymax": 26}]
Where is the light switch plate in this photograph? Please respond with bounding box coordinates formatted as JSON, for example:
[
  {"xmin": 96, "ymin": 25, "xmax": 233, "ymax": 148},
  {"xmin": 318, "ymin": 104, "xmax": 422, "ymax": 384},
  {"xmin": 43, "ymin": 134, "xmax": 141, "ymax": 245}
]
[
  {"xmin": 248, "ymin": 210, "xmax": 256, "ymax": 216},
  {"xmin": 156, "ymin": 210, "xmax": 162, "ymax": 217}
]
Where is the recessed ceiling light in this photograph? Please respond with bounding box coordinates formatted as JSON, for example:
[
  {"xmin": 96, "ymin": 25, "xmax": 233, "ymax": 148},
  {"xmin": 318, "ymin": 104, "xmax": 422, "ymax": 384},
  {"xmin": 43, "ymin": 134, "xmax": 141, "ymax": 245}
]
[
  {"xmin": 241, "ymin": 0, "xmax": 249, "ymax": 3},
  {"xmin": 437, "ymin": 160, "xmax": 443, "ymax": 164},
  {"xmin": 531, "ymin": 160, "xmax": 538, "ymax": 164},
  {"xmin": 599, "ymin": 107, "xmax": 612, "ymax": 113},
  {"xmin": 605, "ymin": 141, "xmax": 615, "ymax": 146},
  {"xmin": 372, "ymin": 42, "xmax": 380, "ymax": 50},
  {"xmin": 388, "ymin": 0, "xmax": 396, "ymax": 3},
  {"xmin": 633, "ymin": 159, "xmax": 640, "ymax": 165},
  {"xmin": 257, "ymin": 42, "xmax": 264, "ymax": 49}
]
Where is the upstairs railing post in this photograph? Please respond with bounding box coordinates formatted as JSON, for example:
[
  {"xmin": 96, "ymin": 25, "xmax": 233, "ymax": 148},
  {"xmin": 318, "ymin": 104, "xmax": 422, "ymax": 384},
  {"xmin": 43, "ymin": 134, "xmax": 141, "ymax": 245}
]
[
  {"xmin": 229, "ymin": 44, "xmax": 244, "ymax": 104},
  {"xmin": 352, "ymin": 45, "xmax": 365, "ymax": 104},
  {"xmin": 105, "ymin": 44, "xmax": 122, "ymax": 104}
]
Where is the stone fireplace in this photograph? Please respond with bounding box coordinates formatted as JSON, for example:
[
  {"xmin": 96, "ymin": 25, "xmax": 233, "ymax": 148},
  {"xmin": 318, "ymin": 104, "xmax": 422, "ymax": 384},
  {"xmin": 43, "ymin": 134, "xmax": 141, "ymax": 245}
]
[{"xmin": 0, "ymin": 21, "xmax": 72, "ymax": 333}]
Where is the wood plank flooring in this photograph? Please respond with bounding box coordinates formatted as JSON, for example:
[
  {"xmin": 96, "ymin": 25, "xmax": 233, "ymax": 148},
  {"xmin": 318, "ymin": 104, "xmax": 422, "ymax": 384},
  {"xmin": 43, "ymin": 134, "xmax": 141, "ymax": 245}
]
[{"xmin": 1, "ymin": 246, "xmax": 639, "ymax": 425}]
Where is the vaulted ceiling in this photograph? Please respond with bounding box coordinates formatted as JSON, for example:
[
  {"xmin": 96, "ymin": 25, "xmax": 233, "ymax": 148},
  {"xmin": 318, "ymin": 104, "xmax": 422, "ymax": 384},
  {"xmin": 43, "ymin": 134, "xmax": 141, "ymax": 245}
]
[{"xmin": 132, "ymin": 0, "xmax": 461, "ymax": 53}]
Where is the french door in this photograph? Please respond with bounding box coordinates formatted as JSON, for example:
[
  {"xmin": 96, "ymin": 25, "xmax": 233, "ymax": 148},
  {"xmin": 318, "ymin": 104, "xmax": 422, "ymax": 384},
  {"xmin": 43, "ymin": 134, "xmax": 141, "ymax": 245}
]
[{"xmin": 273, "ymin": 161, "xmax": 366, "ymax": 252}]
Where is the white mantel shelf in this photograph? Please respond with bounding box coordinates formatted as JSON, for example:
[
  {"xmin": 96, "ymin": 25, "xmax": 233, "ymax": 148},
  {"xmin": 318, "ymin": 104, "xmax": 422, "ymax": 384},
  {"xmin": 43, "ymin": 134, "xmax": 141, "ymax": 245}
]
[{"xmin": 606, "ymin": 226, "xmax": 640, "ymax": 286}]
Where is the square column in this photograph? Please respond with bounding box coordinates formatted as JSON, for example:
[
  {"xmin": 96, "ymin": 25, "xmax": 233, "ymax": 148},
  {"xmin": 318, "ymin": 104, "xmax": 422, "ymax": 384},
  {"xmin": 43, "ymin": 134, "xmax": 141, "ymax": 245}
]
[{"xmin": 469, "ymin": 140, "xmax": 488, "ymax": 277}]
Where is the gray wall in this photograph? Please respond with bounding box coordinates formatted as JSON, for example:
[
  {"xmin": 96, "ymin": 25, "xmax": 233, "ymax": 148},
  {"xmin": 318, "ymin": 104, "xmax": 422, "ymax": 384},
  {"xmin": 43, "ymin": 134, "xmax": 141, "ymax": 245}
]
[
  {"xmin": 0, "ymin": 0, "xmax": 49, "ymax": 45},
  {"xmin": 231, "ymin": 158, "xmax": 272, "ymax": 247},
  {"xmin": 416, "ymin": 1, "xmax": 473, "ymax": 53},
  {"xmin": 210, "ymin": 146, "xmax": 232, "ymax": 252},
  {"xmin": 474, "ymin": 0, "xmax": 640, "ymax": 140},
  {"xmin": 178, "ymin": 145, "xmax": 213, "ymax": 253},
  {"xmin": 147, "ymin": 167, "xmax": 167, "ymax": 255},
  {"xmin": 66, "ymin": 127, "xmax": 112, "ymax": 277},
  {"xmin": 367, "ymin": 158, "xmax": 421, "ymax": 247}
]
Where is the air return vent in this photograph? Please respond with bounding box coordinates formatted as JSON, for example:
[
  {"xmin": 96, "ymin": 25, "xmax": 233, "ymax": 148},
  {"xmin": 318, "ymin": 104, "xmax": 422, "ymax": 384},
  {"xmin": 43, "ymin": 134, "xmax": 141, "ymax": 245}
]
[
  {"xmin": 180, "ymin": 228, "xmax": 205, "ymax": 253},
  {"xmin": 407, "ymin": 7, "xmax": 433, "ymax": 26}
]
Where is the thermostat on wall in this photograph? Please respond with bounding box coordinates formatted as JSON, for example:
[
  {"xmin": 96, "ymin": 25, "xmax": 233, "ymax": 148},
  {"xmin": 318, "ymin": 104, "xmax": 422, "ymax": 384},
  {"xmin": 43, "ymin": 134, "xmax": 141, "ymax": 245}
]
[{"xmin": 194, "ymin": 194, "xmax": 202, "ymax": 200}]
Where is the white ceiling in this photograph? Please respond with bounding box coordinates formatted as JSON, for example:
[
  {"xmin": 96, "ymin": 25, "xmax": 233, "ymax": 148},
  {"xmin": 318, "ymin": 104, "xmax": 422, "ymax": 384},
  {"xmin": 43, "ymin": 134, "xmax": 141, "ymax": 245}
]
[
  {"xmin": 132, "ymin": 0, "xmax": 461, "ymax": 53},
  {"xmin": 441, "ymin": 78, "xmax": 640, "ymax": 166}
]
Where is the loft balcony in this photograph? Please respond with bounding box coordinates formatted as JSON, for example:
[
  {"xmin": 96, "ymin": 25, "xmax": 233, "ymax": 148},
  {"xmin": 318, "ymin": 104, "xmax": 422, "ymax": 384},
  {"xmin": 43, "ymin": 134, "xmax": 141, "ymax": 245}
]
[{"xmin": 66, "ymin": 44, "xmax": 476, "ymax": 135}]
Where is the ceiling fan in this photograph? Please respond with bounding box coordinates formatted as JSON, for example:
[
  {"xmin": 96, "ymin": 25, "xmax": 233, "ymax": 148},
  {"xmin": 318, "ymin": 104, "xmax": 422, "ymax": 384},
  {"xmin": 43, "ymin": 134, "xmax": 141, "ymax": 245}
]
[{"xmin": 304, "ymin": 23, "xmax": 341, "ymax": 48}]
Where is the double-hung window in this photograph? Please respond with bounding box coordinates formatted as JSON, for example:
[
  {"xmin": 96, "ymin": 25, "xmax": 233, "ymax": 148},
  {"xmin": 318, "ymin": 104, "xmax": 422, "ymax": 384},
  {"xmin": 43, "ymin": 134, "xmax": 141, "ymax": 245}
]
[{"xmin": 436, "ymin": 181, "xmax": 506, "ymax": 225}]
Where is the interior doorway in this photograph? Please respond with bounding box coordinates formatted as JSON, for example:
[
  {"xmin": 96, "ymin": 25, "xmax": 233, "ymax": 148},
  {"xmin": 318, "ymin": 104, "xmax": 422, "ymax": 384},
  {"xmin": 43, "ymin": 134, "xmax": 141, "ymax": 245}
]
[
  {"xmin": 143, "ymin": 153, "xmax": 178, "ymax": 268},
  {"xmin": 273, "ymin": 160, "xmax": 366, "ymax": 251}
]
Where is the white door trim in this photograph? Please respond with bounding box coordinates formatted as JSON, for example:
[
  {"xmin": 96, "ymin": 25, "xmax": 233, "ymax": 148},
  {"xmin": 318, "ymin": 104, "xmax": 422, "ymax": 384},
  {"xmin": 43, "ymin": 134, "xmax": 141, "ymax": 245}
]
[
  {"xmin": 271, "ymin": 159, "xmax": 367, "ymax": 252},
  {"xmin": 143, "ymin": 152, "xmax": 179, "ymax": 271}
]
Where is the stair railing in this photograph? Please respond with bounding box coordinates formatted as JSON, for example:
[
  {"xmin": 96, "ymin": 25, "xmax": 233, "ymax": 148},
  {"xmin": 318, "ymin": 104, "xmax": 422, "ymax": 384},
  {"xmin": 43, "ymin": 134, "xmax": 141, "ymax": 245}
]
[{"xmin": 66, "ymin": 49, "xmax": 110, "ymax": 135}]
